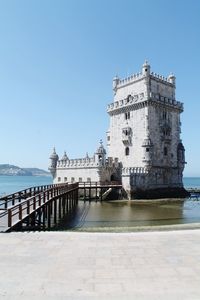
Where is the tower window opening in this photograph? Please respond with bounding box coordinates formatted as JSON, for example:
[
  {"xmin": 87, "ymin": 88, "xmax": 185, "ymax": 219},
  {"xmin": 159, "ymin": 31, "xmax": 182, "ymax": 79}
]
[
  {"xmin": 163, "ymin": 111, "xmax": 167, "ymax": 120},
  {"xmin": 164, "ymin": 147, "xmax": 168, "ymax": 156},
  {"xmin": 125, "ymin": 147, "xmax": 130, "ymax": 156},
  {"xmin": 125, "ymin": 112, "xmax": 130, "ymax": 120},
  {"xmin": 146, "ymin": 148, "xmax": 149, "ymax": 152}
]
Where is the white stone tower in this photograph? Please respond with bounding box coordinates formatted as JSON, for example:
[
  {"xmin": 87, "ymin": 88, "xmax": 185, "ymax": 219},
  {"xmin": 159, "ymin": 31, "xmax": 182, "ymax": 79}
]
[{"xmin": 107, "ymin": 61, "xmax": 188, "ymax": 198}]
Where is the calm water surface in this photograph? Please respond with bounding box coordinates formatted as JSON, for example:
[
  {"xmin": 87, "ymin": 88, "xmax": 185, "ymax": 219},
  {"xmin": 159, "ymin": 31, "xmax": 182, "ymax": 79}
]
[
  {"xmin": 57, "ymin": 198, "xmax": 200, "ymax": 230},
  {"xmin": 0, "ymin": 175, "xmax": 52, "ymax": 196},
  {"xmin": 1, "ymin": 176, "xmax": 200, "ymax": 230},
  {"xmin": 59, "ymin": 177, "xmax": 200, "ymax": 230}
]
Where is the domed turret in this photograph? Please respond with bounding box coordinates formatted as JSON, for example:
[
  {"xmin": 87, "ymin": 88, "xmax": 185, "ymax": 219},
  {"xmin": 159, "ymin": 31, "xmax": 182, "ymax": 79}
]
[
  {"xmin": 113, "ymin": 75, "xmax": 119, "ymax": 94},
  {"xmin": 96, "ymin": 140, "xmax": 106, "ymax": 155},
  {"xmin": 142, "ymin": 137, "xmax": 153, "ymax": 166},
  {"xmin": 49, "ymin": 147, "xmax": 59, "ymax": 160},
  {"xmin": 61, "ymin": 151, "xmax": 68, "ymax": 161},
  {"xmin": 168, "ymin": 73, "xmax": 176, "ymax": 85},
  {"xmin": 142, "ymin": 60, "xmax": 150, "ymax": 76},
  {"xmin": 177, "ymin": 141, "xmax": 185, "ymax": 167},
  {"xmin": 95, "ymin": 140, "xmax": 106, "ymax": 165},
  {"xmin": 49, "ymin": 147, "xmax": 59, "ymax": 178}
]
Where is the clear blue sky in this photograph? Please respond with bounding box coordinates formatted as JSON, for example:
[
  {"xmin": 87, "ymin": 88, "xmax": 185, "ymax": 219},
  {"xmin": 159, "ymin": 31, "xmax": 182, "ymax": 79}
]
[{"xmin": 0, "ymin": 0, "xmax": 199, "ymax": 176}]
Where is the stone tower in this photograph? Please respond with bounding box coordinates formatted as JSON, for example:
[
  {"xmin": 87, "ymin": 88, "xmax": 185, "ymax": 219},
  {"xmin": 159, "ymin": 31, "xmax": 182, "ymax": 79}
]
[
  {"xmin": 107, "ymin": 61, "xmax": 188, "ymax": 198},
  {"xmin": 49, "ymin": 147, "xmax": 59, "ymax": 179}
]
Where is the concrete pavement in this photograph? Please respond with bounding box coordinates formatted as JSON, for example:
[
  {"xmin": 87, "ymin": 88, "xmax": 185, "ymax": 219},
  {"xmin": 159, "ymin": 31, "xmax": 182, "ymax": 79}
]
[{"xmin": 0, "ymin": 230, "xmax": 200, "ymax": 299}]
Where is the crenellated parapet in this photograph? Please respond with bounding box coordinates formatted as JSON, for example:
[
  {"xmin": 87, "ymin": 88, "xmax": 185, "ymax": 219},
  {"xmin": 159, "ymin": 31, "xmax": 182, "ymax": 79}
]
[
  {"xmin": 150, "ymin": 72, "xmax": 175, "ymax": 85},
  {"xmin": 116, "ymin": 72, "xmax": 144, "ymax": 89},
  {"xmin": 113, "ymin": 62, "xmax": 175, "ymax": 94},
  {"xmin": 57, "ymin": 156, "xmax": 97, "ymax": 168},
  {"xmin": 107, "ymin": 93, "xmax": 183, "ymax": 115}
]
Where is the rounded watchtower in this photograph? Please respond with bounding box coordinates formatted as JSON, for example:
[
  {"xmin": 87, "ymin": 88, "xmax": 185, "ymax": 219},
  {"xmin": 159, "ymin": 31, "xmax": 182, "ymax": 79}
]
[
  {"xmin": 49, "ymin": 147, "xmax": 59, "ymax": 178},
  {"xmin": 142, "ymin": 60, "xmax": 150, "ymax": 76},
  {"xmin": 113, "ymin": 75, "xmax": 119, "ymax": 94},
  {"xmin": 168, "ymin": 73, "xmax": 176, "ymax": 85},
  {"xmin": 142, "ymin": 137, "xmax": 153, "ymax": 166},
  {"xmin": 95, "ymin": 140, "xmax": 106, "ymax": 165}
]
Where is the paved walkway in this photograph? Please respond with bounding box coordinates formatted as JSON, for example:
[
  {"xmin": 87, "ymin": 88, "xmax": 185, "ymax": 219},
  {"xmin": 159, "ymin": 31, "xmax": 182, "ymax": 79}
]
[{"xmin": 0, "ymin": 230, "xmax": 200, "ymax": 299}]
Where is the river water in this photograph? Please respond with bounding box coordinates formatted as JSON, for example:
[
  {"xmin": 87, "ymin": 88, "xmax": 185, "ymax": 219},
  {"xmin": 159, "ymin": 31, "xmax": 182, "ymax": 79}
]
[{"xmin": 0, "ymin": 176, "xmax": 200, "ymax": 230}]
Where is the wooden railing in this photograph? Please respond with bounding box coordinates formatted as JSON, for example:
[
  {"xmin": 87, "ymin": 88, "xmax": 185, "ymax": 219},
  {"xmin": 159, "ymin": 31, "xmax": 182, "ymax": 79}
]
[
  {"xmin": 78, "ymin": 181, "xmax": 122, "ymax": 188},
  {"xmin": 0, "ymin": 181, "xmax": 122, "ymax": 231},
  {"xmin": 0, "ymin": 184, "xmax": 53, "ymax": 210},
  {"xmin": 0, "ymin": 183, "xmax": 76, "ymax": 210},
  {"xmin": 6, "ymin": 183, "xmax": 78, "ymax": 228}
]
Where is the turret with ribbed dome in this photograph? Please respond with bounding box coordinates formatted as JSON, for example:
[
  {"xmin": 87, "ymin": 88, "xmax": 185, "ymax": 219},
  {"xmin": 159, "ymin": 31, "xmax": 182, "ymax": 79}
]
[
  {"xmin": 61, "ymin": 151, "xmax": 68, "ymax": 161},
  {"xmin": 142, "ymin": 59, "xmax": 150, "ymax": 76},
  {"xmin": 95, "ymin": 140, "xmax": 106, "ymax": 165},
  {"xmin": 49, "ymin": 147, "xmax": 59, "ymax": 178}
]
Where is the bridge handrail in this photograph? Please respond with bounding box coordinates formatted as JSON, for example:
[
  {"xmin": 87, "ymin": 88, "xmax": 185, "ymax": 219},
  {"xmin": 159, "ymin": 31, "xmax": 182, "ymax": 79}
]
[
  {"xmin": 6, "ymin": 183, "xmax": 79, "ymax": 228},
  {"xmin": 78, "ymin": 181, "xmax": 122, "ymax": 187},
  {"xmin": 0, "ymin": 183, "xmax": 72, "ymax": 210}
]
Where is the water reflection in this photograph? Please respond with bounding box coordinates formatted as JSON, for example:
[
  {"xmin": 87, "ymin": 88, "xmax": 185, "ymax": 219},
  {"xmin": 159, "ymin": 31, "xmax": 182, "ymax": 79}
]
[{"xmin": 56, "ymin": 198, "xmax": 200, "ymax": 230}]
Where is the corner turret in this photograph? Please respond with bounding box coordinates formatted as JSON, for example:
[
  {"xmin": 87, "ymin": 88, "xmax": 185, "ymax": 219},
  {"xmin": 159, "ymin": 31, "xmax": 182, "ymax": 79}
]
[
  {"xmin": 95, "ymin": 140, "xmax": 106, "ymax": 165},
  {"xmin": 142, "ymin": 138, "xmax": 154, "ymax": 166},
  {"xmin": 168, "ymin": 73, "xmax": 176, "ymax": 85},
  {"xmin": 113, "ymin": 75, "xmax": 119, "ymax": 95},
  {"xmin": 49, "ymin": 147, "xmax": 59, "ymax": 178},
  {"xmin": 177, "ymin": 141, "xmax": 186, "ymax": 169},
  {"xmin": 142, "ymin": 60, "xmax": 150, "ymax": 76},
  {"xmin": 61, "ymin": 151, "xmax": 68, "ymax": 162}
]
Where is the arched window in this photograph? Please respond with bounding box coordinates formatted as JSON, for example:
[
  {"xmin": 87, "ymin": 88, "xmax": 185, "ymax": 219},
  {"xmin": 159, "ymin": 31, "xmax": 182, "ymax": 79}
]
[{"xmin": 125, "ymin": 147, "xmax": 129, "ymax": 156}]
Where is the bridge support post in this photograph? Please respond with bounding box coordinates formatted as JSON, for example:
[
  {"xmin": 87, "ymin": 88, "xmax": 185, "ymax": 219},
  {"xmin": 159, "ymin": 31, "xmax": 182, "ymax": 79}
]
[
  {"xmin": 54, "ymin": 198, "xmax": 57, "ymax": 225},
  {"xmin": 59, "ymin": 197, "xmax": 62, "ymax": 219},
  {"xmin": 47, "ymin": 203, "xmax": 51, "ymax": 228},
  {"xmin": 8, "ymin": 209, "xmax": 12, "ymax": 228}
]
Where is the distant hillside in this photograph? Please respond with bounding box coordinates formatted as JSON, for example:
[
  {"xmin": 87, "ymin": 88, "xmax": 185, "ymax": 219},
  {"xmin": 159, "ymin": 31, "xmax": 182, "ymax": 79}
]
[
  {"xmin": 0, "ymin": 164, "xmax": 50, "ymax": 176},
  {"xmin": 23, "ymin": 168, "xmax": 50, "ymax": 176}
]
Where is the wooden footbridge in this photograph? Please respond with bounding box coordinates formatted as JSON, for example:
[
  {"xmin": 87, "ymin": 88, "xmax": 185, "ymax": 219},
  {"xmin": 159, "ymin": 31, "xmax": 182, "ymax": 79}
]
[{"xmin": 0, "ymin": 181, "xmax": 122, "ymax": 232}]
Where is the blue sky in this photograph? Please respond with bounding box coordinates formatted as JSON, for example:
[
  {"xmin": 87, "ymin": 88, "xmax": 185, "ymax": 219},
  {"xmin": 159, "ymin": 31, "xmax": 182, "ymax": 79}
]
[{"xmin": 0, "ymin": 0, "xmax": 199, "ymax": 176}]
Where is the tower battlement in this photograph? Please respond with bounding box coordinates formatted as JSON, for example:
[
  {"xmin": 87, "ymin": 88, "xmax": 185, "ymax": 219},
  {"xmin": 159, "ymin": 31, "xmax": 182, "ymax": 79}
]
[{"xmin": 113, "ymin": 63, "xmax": 176, "ymax": 95}]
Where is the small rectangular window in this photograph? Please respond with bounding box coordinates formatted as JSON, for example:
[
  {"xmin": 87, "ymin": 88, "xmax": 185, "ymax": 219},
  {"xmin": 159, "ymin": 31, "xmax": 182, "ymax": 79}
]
[
  {"xmin": 58, "ymin": 177, "xmax": 61, "ymax": 182},
  {"xmin": 79, "ymin": 177, "xmax": 82, "ymax": 182},
  {"xmin": 146, "ymin": 148, "xmax": 149, "ymax": 152},
  {"xmin": 71, "ymin": 177, "xmax": 75, "ymax": 183},
  {"xmin": 164, "ymin": 147, "xmax": 168, "ymax": 156},
  {"xmin": 64, "ymin": 177, "xmax": 67, "ymax": 182},
  {"xmin": 107, "ymin": 136, "xmax": 110, "ymax": 141},
  {"xmin": 87, "ymin": 177, "xmax": 91, "ymax": 182}
]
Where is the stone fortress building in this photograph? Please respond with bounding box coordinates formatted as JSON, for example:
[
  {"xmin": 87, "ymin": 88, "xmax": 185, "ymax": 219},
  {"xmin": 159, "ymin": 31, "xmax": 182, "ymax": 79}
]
[{"xmin": 49, "ymin": 61, "xmax": 188, "ymax": 199}]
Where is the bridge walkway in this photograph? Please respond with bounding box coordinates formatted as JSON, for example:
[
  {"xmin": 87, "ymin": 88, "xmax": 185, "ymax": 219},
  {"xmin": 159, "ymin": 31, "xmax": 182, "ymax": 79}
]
[{"xmin": 0, "ymin": 181, "xmax": 122, "ymax": 232}]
